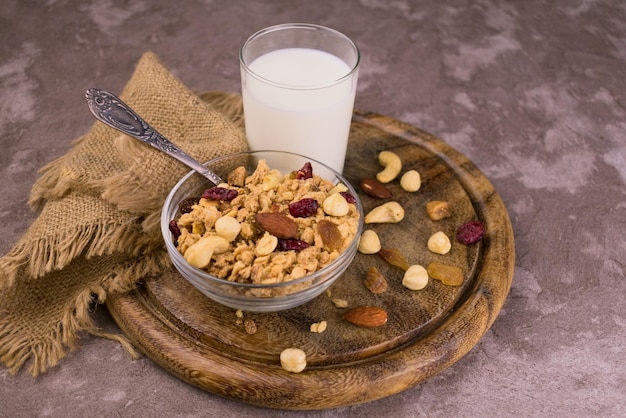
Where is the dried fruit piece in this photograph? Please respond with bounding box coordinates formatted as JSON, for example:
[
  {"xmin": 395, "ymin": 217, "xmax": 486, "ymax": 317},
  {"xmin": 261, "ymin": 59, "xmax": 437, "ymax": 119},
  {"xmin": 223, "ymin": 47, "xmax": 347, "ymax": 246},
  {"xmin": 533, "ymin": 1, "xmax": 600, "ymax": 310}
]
[
  {"xmin": 360, "ymin": 178, "xmax": 392, "ymax": 199},
  {"xmin": 277, "ymin": 238, "xmax": 309, "ymax": 251},
  {"xmin": 317, "ymin": 220, "xmax": 343, "ymax": 251},
  {"xmin": 339, "ymin": 191, "xmax": 356, "ymax": 204},
  {"xmin": 457, "ymin": 220, "xmax": 485, "ymax": 244},
  {"xmin": 244, "ymin": 319, "xmax": 257, "ymax": 334},
  {"xmin": 295, "ymin": 162, "xmax": 313, "ymax": 179},
  {"xmin": 343, "ymin": 306, "xmax": 388, "ymax": 328},
  {"xmin": 201, "ymin": 186, "xmax": 238, "ymax": 202},
  {"xmin": 178, "ymin": 197, "xmax": 198, "ymax": 214},
  {"xmin": 169, "ymin": 220, "xmax": 181, "ymax": 242},
  {"xmin": 378, "ymin": 247, "xmax": 410, "ymax": 271},
  {"xmin": 254, "ymin": 212, "xmax": 298, "ymax": 239},
  {"xmin": 427, "ymin": 261, "xmax": 464, "ymax": 286},
  {"xmin": 364, "ymin": 266, "xmax": 388, "ymax": 294},
  {"xmin": 288, "ymin": 198, "xmax": 319, "ymax": 218},
  {"xmin": 426, "ymin": 201, "xmax": 451, "ymax": 220}
]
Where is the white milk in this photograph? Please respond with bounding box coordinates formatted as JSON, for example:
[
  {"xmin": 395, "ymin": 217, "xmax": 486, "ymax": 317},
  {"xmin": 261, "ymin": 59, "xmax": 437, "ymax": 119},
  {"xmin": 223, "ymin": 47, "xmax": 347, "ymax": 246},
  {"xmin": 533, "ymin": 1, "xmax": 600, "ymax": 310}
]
[{"xmin": 241, "ymin": 48, "xmax": 357, "ymax": 173}]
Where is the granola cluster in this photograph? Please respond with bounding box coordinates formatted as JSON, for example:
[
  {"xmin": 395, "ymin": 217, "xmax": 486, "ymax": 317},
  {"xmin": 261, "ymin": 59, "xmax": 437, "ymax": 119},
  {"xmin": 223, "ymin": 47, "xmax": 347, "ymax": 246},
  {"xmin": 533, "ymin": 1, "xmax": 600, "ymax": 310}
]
[{"xmin": 170, "ymin": 159, "xmax": 360, "ymax": 295}]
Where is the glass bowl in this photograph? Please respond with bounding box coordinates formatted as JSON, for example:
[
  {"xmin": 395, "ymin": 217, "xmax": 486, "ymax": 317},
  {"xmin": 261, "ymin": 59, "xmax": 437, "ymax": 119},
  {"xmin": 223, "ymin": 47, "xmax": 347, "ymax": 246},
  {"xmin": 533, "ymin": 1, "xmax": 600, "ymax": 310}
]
[{"xmin": 161, "ymin": 150, "xmax": 364, "ymax": 312}]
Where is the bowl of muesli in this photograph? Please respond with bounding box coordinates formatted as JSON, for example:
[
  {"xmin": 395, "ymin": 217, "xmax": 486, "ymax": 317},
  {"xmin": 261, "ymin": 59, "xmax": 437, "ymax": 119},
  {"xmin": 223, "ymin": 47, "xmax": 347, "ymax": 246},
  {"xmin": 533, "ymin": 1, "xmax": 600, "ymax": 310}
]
[{"xmin": 161, "ymin": 150, "xmax": 364, "ymax": 312}]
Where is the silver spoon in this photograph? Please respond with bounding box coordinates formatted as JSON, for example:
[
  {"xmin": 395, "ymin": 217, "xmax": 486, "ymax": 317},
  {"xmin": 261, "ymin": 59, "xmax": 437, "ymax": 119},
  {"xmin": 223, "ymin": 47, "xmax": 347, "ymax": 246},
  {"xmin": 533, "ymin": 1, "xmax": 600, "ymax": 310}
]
[{"xmin": 85, "ymin": 88, "xmax": 223, "ymax": 186}]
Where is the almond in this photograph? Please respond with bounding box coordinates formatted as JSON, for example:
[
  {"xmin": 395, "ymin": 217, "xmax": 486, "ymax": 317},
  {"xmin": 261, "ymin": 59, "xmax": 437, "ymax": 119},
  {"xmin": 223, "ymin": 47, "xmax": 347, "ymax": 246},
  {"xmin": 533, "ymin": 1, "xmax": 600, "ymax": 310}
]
[
  {"xmin": 360, "ymin": 178, "xmax": 392, "ymax": 199},
  {"xmin": 254, "ymin": 212, "xmax": 298, "ymax": 239},
  {"xmin": 343, "ymin": 306, "xmax": 388, "ymax": 328}
]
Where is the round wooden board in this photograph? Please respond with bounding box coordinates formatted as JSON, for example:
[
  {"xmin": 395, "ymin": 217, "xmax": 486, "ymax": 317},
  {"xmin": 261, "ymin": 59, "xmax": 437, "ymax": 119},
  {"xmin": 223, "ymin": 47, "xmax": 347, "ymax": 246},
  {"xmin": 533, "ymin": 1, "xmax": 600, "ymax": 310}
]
[{"xmin": 106, "ymin": 111, "xmax": 515, "ymax": 410}]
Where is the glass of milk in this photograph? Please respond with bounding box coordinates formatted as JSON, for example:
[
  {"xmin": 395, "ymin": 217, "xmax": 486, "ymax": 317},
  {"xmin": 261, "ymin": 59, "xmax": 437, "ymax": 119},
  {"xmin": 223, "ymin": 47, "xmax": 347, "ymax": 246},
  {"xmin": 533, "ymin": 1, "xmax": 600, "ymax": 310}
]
[{"xmin": 240, "ymin": 23, "xmax": 360, "ymax": 173}]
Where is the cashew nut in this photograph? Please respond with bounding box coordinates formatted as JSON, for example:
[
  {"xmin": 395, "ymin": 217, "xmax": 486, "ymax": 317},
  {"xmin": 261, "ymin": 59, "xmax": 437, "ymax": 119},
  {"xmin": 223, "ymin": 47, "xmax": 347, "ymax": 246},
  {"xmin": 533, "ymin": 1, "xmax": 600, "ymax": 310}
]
[
  {"xmin": 376, "ymin": 150, "xmax": 402, "ymax": 183},
  {"xmin": 358, "ymin": 230, "xmax": 381, "ymax": 254},
  {"xmin": 400, "ymin": 170, "xmax": 421, "ymax": 192},
  {"xmin": 280, "ymin": 348, "xmax": 307, "ymax": 373},
  {"xmin": 427, "ymin": 231, "xmax": 451, "ymax": 254},
  {"xmin": 184, "ymin": 235, "xmax": 230, "ymax": 269},
  {"xmin": 402, "ymin": 264, "xmax": 429, "ymax": 290},
  {"xmin": 322, "ymin": 192, "xmax": 350, "ymax": 217},
  {"xmin": 364, "ymin": 201, "xmax": 405, "ymax": 224}
]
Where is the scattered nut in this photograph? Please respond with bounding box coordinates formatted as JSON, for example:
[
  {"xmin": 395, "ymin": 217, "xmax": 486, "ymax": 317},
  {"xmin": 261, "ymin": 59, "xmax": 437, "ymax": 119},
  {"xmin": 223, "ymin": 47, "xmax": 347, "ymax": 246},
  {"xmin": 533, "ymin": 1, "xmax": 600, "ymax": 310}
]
[
  {"xmin": 322, "ymin": 192, "xmax": 350, "ymax": 217},
  {"xmin": 244, "ymin": 319, "xmax": 257, "ymax": 334},
  {"xmin": 426, "ymin": 201, "xmax": 451, "ymax": 220},
  {"xmin": 358, "ymin": 230, "xmax": 381, "ymax": 254},
  {"xmin": 183, "ymin": 235, "xmax": 230, "ymax": 269},
  {"xmin": 364, "ymin": 266, "xmax": 388, "ymax": 294},
  {"xmin": 400, "ymin": 170, "xmax": 421, "ymax": 192},
  {"xmin": 364, "ymin": 201, "xmax": 405, "ymax": 224},
  {"xmin": 343, "ymin": 306, "xmax": 388, "ymax": 328},
  {"xmin": 427, "ymin": 231, "xmax": 452, "ymax": 254},
  {"xmin": 280, "ymin": 348, "xmax": 307, "ymax": 373},
  {"xmin": 254, "ymin": 212, "xmax": 298, "ymax": 239},
  {"xmin": 427, "ymin": 261, "xmax": 464, "ymax": 286},
  {"xmin": 332, "ymin": 298, "xmax": 349, "ymax": 308},
  {"xmin": 317, "ymin": 219, "xmax": 343, "ymax": 251},
  {"xmin": 360, "ymin": 178, "xmax": 392, "ymax": 199},
  {"xmin": 255, "ymin": 232, "xmax": 279, "ymax": 256},
  {"xmin": 402, "ymin": 265, "xmax": 429, "ymax": 290},
  {"xmin": 227, "ymin": 166, "xmax": 246, "ymax": 187},
  {"xmin": 376, "ymin": 150, "xmax": 402, "ymax": 183},
  {"xmin": 215, "ymin": 215, "xmax": 241, "ymax": 242},
  {"xmin": 378, "ymin": 247, "xmax": 410, "ymax": 271},
  {"xmin": 310, "ymin": 321, "xmax": 328, "ymax": 333}
]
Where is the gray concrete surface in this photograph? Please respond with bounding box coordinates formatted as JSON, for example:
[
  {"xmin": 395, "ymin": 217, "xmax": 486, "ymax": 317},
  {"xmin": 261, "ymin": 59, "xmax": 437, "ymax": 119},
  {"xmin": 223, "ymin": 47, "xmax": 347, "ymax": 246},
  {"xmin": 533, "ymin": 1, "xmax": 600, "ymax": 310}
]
[{"xmin": 1, "ymin": 0, "xmax": 625, "ymax": 416}]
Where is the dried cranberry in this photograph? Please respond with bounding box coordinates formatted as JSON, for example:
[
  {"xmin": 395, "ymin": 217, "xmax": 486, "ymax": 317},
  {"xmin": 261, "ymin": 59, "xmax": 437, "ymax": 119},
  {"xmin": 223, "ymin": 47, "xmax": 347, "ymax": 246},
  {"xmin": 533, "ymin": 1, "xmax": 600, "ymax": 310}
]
[
  {"xmin": 201, "ymin": 187, "xmax": 238, "ymax": 201},
  {"xmin": 277, "ymin": 238, "xmax": 310, "ymax": 251},
  {"xmin": 456, "ymin": 220, "xmax": 485, "ymax": 245},
  {"xmin": 295, "ymin": 162, "xmax": 313, "ymax": 179},
  {"xmin": 340, "ymin": 191, "xmax": 356, "ymax": 204},
  {"xmin": 178, "ymin": 197, "xmax": 198, "ymax": 214},
  {"xmin": 288, "ymin": 198, "xmax": 319, "ymax": 218},
  {"xmin": 169, "ymin": 220, "xmax": 181, "ymax": 243}
]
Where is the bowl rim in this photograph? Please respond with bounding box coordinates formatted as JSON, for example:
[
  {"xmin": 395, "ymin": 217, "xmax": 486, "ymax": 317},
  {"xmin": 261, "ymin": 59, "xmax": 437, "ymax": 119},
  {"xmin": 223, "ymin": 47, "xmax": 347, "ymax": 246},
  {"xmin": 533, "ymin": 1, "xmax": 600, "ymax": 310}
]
[{"xmin": 160, "ymin": 150, "xmax": 364, "ymax": 291}]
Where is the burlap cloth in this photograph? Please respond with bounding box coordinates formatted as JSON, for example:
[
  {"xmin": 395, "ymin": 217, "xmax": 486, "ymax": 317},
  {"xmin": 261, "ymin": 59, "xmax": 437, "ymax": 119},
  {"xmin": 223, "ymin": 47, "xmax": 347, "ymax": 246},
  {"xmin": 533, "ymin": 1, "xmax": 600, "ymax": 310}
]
[{"xmin": 0, "ymin": 52, "xmax": 248, "ymax": 376}]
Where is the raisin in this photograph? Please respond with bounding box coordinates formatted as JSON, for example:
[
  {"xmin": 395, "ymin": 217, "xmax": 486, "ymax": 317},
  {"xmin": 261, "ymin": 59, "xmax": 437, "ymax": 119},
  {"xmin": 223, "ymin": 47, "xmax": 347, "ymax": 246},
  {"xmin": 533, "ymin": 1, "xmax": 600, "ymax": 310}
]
[
  {"xmin": 277, "ymin": 239, "xmax": 310, "ymax": 251},
  {"xmin": 456, "ymin": 220, "xmax": 485, "ymax": 245},
  {"xmin": 178, "ymin": 197, "xmax": 198, "ymax": 214},
  {"xmin": 378, "ymin": 247, "xmax": 410, "ymax": 271},
  {"xmin": 340, "ymin": 191, "xmax": 356, "ymax": 204},
  {"xmin": 201, "ymin": 187, "xmax": 238, "ymax": 201},
  {"xmin": 288, "ymin": 198, "xmax": 319, "ymax": 218},
  {"xmin": 169, "ymin": 220, "xmax": 181, "ymax": 243}
]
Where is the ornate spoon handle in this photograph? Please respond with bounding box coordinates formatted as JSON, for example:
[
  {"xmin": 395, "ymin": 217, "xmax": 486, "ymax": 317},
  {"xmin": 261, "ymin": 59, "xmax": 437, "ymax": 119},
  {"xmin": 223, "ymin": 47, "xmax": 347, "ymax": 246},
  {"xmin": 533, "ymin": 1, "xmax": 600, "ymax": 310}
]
[{"xmin": 85, "ymin": 88, "xmax": 223, "ymax": 186}]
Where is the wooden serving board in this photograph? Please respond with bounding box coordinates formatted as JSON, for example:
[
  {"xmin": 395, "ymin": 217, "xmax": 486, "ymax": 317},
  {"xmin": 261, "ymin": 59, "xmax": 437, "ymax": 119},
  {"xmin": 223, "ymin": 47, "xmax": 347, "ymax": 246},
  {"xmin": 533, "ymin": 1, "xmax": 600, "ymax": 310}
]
[{"xmin": 106, "ymin": 111, "xmax": 515, "ymax": 410}]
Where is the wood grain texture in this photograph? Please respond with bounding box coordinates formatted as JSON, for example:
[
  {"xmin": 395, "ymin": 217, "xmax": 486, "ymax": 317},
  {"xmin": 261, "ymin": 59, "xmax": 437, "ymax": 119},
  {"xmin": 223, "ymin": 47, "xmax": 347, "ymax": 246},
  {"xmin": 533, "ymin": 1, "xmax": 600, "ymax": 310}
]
[{"xmin": 106, "ymin": 111, "xmax": 515, "ymax": 410}]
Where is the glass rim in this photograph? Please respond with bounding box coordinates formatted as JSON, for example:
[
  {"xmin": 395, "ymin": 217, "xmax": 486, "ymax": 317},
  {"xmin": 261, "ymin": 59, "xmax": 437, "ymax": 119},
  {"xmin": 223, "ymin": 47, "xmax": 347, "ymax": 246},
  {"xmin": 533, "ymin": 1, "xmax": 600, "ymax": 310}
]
[{"xmin": 239, "ymin": 23, "xmax": 361, "ymax": 91}]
